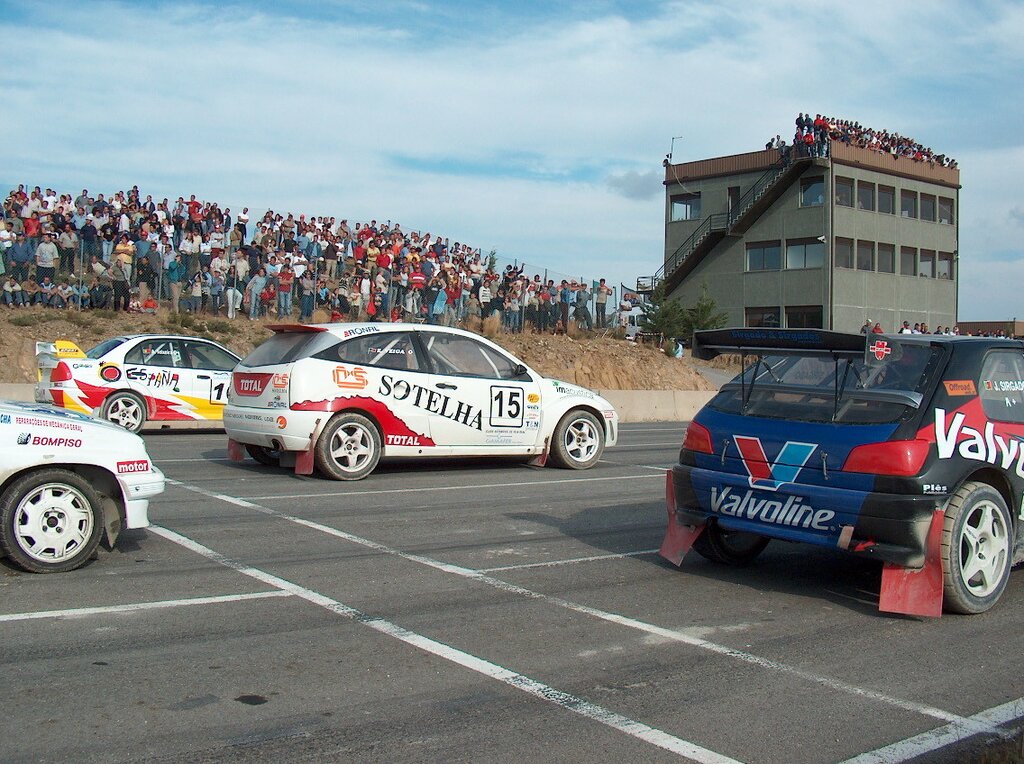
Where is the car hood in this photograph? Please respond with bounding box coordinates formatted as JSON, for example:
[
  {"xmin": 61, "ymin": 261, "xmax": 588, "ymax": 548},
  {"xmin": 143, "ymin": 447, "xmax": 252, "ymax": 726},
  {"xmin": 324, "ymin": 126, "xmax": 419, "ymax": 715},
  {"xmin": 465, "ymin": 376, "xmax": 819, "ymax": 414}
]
[{"xmin": 0, "ymin": 400, "xmax": 135, "ymax": 438}]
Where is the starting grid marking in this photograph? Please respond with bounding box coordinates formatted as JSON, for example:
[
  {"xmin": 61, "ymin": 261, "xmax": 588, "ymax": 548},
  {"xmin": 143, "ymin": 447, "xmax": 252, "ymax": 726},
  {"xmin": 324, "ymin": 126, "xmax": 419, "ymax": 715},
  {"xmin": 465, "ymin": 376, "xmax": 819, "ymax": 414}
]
[
  {"xmin": 0, "ymin": 590, "xmax": 292, "ymax": 623},
  {"xmin": 157, "ymin": 476, "xmax": 1023, "ymax": 761}
]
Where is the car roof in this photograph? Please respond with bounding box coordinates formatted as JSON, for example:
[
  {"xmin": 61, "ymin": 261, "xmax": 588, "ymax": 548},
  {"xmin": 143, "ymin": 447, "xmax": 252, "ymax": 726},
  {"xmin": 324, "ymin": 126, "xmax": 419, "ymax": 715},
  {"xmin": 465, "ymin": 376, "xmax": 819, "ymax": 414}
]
[{"xmin": 269, "ymin": 322, "xmax": 485, "ymax": 339}]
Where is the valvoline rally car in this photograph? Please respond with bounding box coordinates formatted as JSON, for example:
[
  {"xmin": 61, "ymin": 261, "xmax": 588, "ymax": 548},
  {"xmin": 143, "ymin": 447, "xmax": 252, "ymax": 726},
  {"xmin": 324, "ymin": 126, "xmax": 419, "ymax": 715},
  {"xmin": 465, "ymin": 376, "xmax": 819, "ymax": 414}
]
[{"xmin": 661, "ymin": 328, "xmax": 1024, "ymax": 617}]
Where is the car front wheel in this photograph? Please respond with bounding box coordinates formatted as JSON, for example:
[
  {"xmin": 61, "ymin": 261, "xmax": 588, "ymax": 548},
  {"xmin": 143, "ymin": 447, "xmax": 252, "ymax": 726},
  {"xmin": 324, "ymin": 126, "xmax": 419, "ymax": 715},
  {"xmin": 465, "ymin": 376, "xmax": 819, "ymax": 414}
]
[
  {"xmin": 0, "ymin": 469, "xmax": 105, "ymax": 573},
  {"xmin": 941, "ymin": 481, "xmax": 1012, "ymax": 614},
  {"xmin": 550, "ymin": 410, "xmax": 605, "ymax": 470},
  {"xmin": 315, "ymin": 413, "xmax": 381, "ymax": 481}
]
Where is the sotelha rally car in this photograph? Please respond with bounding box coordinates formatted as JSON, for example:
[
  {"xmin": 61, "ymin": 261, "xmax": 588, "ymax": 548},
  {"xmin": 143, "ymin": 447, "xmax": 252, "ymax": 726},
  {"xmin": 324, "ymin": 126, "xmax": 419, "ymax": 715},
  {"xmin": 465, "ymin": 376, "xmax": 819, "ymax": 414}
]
[
  {"xmin": 0, "ymin": 400, "xmax": 164, "ymax": 573},
  {"xmin": 223, "ymin": 323, "xmax": 618, "ymax": 480},
  {"xmin": 661, "ymin": 328, "xmax": 1024, "ymax": 617},
  {"xmin": 35, "ymin": 335, "xmax": 241, "ymax": 432}
]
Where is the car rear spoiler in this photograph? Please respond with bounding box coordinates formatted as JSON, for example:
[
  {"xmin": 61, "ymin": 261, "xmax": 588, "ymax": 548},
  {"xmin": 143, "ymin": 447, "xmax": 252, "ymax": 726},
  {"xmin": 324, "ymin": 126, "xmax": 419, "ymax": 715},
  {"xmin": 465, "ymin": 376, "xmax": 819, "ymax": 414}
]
[
  {"xmin": 34, "ymin": 340, "xmax": 86, "ymax": 380},
  {"xmin": 691, "ymin": 328, "xmax": 867, "ymax": 360}
]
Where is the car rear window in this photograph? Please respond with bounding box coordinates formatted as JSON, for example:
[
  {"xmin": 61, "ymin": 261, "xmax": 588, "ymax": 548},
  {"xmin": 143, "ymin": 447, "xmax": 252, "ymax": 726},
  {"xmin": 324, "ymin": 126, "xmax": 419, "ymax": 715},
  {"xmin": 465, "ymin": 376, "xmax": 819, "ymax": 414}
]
[
  {"xmin": 240, "ymin": 332, "xmax": 319, "ymax": 368},
  {"xmin": 709, "ymin": 342, "xmax": 944, "ymax": 424},
  {"xmin": 87, "ymin": 338, "xmax": 126, "ymax": 359}
]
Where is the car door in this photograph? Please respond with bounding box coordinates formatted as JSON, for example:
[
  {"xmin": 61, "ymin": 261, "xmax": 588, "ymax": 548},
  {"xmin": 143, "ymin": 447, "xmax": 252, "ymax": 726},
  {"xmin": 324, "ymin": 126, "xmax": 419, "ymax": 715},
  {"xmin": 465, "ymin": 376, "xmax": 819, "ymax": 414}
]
[
  {"xmin": 182, "ymin": 339, "xmax": 239, "ymax": 416},
  {"xmin": 123, "ymin": 338, "xmax": 190, "ymax": 416},
  {"xmin": 416, "ymin": 330, "xmax": 542, "ymax": 451}
]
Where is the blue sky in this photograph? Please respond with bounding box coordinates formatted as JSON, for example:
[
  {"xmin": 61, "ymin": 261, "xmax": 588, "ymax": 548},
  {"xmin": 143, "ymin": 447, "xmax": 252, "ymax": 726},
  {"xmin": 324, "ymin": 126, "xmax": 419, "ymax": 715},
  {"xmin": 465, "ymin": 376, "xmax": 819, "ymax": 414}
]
[{"xmin": 3, "ymin": 0, "xmax": 1022, "ymax": 319}]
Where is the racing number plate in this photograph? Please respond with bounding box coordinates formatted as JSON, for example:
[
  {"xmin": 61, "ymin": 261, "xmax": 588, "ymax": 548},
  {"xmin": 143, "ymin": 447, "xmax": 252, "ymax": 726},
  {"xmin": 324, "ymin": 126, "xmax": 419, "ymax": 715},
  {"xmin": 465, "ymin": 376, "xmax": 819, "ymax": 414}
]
[{"xmin": 489, "ymin": 385, "xmax": 524, "ymax": 428}]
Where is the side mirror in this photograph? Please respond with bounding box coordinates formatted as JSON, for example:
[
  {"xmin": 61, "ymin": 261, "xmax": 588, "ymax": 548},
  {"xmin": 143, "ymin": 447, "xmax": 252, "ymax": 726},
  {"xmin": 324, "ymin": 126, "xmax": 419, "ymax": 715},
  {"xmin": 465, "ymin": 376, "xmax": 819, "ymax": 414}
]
[{"xmin": 514, "ymin": 363, "xmax": 530, "ymax": 378}]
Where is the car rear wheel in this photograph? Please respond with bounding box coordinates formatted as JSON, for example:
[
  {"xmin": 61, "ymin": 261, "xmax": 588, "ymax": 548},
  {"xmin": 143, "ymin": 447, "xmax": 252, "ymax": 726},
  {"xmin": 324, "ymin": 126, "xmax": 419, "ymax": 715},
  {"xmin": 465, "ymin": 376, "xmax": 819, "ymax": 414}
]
[
  {"xmin": 550, "ymin": 411, "xmax": 605, "ymax": 470},
  {"xmin": 246, "ymin": 444, "xmax": 282, "ymax": 467},
  {"xmin": 941, "ymin": 481, "xmax": 1012, "ymax": 614},
  {"xmin": 0, "ymin": 469, "xmax": 104, "ymax": 573},
  {"xmin": 102, "ymin": 391, "xmax": 147, "ymax": 433},
  {"xmin": 315, "ymin": 413, "xmax": 381, "ymax": 481},
  {"xmin": 693, "ymin": 523, "xmax": 770, "ymax": 566}
]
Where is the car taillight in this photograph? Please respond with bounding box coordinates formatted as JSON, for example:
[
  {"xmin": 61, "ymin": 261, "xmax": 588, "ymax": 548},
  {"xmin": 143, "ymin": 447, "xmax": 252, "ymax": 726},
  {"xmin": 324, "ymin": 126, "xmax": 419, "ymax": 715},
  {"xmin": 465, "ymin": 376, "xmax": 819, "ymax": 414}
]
[
  {"xmin": 682, "ymin": 421, "xmax": 714, "ymax": 454},
  {"xmin": 50, "ymin": 361, "xmax": 72, "ymax": 383},
  {"xmin": 842, "ymin": 440, "xmax": 930, "ymax": 476}
]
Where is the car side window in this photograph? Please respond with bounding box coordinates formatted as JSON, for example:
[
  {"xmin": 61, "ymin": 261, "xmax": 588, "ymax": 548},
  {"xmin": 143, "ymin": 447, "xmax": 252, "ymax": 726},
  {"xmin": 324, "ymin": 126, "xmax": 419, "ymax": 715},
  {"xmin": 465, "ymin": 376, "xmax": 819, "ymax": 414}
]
[
  {"xmin": 421, "ymin": 332, "xmax": 520, "ymax": 380},
  {"xmin": 184, "ymin": 341, "xmax": 239, "ymax": 371},
  {"xmin": 125, "ymin": 339, "xmax": 183, "ymax": 368},
  {"xmin": 317, "ymin": 333, "xmax": 421, "ymax": 372},
  {"xmin": 978, "ymin": 351, "xmax": 1024, "ymax": 424}
]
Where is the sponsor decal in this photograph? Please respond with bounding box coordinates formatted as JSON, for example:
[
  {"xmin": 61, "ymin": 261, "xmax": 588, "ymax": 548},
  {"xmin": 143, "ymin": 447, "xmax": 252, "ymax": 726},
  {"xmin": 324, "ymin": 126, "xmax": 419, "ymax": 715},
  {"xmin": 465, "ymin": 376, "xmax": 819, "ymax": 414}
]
[
  {"xmin": 525, "ymin": 420, "xmax": 540, "ymax": 429},
  {"xmin": 100, "ymin": 364, "xmax": 122, "ymax": 383},
  {"xmin": 934, "ymin": 407, "xmax": 1024, "ymax": 477},
  {"xmin": 333, "ymin": 365, "xmax": 369, "ymax": 390},
  {"xmin": 527, "ymin": 393, "xmax": 540, "ymax": 404},
  {"xmin": 127, "ymin": 367, "xmax": 180, "ymax": 389},
  {"xmin": 386, "ymin": 434, "xmax": 424, "ymax": 446},
  {"xmin": 276, "ymin": 416, "xmax": 287, "ymax": 429},
  {"xmin": 272, "ymin": 373, "xmax": 290, "ymax": 389},
  {"xmin": 734, "ymin": 436, "xmax": 817, "ymax": 491},
  {"xmin": 369, "ymin": 346, "xmax": 413, "ymax": 355},
  {"xmin": 267, "ymin": 400, "xmax": 288, "ymax": 409},
  {"xmin": 225, "ymin": 411, "xmax": 280, "ymax": 423},
  {"xmin": 233, "ymin": 372, "xmax": 272, "ymax": 397},
  {"xmin": 603, "ymin": 410, "xmax": 615, "ymax": 419},
  {"xmin": 983, "ymin": 379, "xmax": 1024, "ymax": 392},
  {"xmin": 868, "ymin": 340, "xmax": 891, "ymax": 361},
  {"xmin": 0, "ymin": 414, "xmax": 9, "ymax": 425},
  {"xmin": 551, "ymin": 381, "xmax": 596, "ymax": 399},
  {"xmin": 343, "ymin": 326, "xmax": 380, "ymax": 338},
  {"xmin": 710, "ymin": 487, "xmax": 835, "ymax": 530},
  {"xmin": 13, "ymin": 415, "xmax": 83, "ymax": 432},
  {"xmin": 117, "ymin": 459, "xmax": 150, "ymax": 474},
  {"xmin": 923, "ymin": 483, "xmax": 947, "ymax": 494},
  {"xmin": 72, "ymin": 362, "xmax": 92, "ymax": 369},
  {"xmin": 944, "ymin": 380, "xmax": 977, "ymax": 396},
  {"xmin": 379, "ymin": 374, "xmax": 482, "ymax": 430},
  {"xmin": 23, "ymin": 435, "xmax": 83, "ymax": 448}
]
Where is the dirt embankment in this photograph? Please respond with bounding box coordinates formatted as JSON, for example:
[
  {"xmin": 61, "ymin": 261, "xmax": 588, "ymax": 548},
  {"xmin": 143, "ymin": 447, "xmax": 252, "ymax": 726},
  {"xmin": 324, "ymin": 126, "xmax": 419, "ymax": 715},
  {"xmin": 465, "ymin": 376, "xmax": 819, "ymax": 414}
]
[{"xmin": 0, "ymin": 307, "xmax": 715, "ymax": 390}]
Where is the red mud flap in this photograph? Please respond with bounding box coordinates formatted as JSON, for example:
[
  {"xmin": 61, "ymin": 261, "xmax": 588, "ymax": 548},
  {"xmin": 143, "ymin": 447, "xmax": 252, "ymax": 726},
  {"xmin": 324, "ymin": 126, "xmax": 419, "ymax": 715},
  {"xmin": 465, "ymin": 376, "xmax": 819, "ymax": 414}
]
[
  {"xmin": 294, "ymin": 418, "xmax": 324, "ymax": 476},
  {"xmin": 227, "ymin": 438, "xmax": 244, "ymax": 462},
  {"xmin": 528, "ymin": 437, "xmax": 550, "ymax": 468},
  {"xmin": 658, "ymin": 471, "xmax": 705, "ymax": 566},
  {"xmin": 878, "ymin": 509, "xmax": 945, "ymax": 618}
]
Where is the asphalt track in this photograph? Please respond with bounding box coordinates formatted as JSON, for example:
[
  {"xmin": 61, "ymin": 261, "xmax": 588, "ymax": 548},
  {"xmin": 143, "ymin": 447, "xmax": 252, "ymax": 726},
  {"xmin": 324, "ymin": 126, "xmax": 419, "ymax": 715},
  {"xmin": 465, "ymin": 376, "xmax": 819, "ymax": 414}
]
[{"xmin": 1, "ymin": 422, "xmax": 1022, "ymax": 763}]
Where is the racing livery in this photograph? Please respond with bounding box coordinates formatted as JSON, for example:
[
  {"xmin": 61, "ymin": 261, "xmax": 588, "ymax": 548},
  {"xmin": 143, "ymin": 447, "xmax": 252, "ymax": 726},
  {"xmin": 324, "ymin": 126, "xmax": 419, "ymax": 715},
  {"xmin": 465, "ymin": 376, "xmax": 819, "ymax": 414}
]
[
  {"xmin": 35, "ymin": 335, "xmax": 241, "ymax": 432},
  {"xmin": 662, "ymin": 328, "xmax": 1024, "ymax": 616},
  {"xmin": 223, "ymin": 323, "xmax": 618, "ymax": 480},
  {"xmin": 0, "ymin": 400, "xmax": 165, "ymax": 573}
]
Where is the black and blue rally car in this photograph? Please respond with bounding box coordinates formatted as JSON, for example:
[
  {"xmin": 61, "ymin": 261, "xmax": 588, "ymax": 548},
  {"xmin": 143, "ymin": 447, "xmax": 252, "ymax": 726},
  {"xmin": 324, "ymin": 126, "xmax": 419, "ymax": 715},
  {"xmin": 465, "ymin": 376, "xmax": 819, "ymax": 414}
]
[{"xmin": 661, "ymin": 328, "xmax": 1024, "ymax": 616}]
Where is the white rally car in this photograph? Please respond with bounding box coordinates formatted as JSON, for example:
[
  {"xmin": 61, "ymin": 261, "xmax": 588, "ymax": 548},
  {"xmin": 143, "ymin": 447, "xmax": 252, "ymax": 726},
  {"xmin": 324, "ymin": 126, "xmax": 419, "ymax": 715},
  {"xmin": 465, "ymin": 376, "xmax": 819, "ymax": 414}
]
[
  {"xmin": 223, "ymin": 323, "xmax": 619, "ymax": 480},
  {"xmin": 35, "ymin": 335, "xmax": 241, "ymax": 433},
  {"xmin": 0, "ymin": 400, "xmax": 164, "ymax": 573}
]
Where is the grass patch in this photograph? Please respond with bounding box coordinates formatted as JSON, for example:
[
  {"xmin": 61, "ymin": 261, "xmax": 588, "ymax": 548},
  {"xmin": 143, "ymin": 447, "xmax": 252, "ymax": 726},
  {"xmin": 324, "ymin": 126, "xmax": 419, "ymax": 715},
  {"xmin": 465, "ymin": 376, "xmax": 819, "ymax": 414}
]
[
  {"xmin": 205, "ymin": 319, "xmax": 234, "ymax": 334},
  {"xmin": 91, "ymin": 309, "xmax": 118, "ymax": 320},
  {"xmin": 65, "ymin": 311, "xmax": 93, "ymax": 327},
  {"xmin": 10, "ymin": 312, "xmax": 62, "ymax": 327}
]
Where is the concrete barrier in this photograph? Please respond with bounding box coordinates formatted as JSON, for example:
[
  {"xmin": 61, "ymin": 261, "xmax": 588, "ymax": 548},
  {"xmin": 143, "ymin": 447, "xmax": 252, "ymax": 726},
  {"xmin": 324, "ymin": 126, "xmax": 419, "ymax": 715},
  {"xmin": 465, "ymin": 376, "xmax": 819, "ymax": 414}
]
[{"xmin": 2, "ymin": 383, "xmax": 714, "ymax": 425}]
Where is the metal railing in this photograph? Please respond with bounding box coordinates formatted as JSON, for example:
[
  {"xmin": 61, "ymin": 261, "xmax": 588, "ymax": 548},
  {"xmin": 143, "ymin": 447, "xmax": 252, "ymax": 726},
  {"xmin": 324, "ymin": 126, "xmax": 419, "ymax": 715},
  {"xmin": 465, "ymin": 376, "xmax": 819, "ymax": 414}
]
[{"xmin": 654, "ymin": 212, "xmax": 728, "ymax": 285}]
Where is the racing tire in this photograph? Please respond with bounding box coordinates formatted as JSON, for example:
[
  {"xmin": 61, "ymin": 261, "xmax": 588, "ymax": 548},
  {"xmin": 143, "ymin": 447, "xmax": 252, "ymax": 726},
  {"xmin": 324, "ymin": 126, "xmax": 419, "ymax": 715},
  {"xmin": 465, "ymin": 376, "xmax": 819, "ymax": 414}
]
[
  {"xmin": 314, "ymin": 412, "xmax": 382, "ymax": 481},
  {"xmin": 246, "ymin": 444, "xmax": 282, "ymax": 467},
  {"xmin": 693, "ymin": 522, "xmax": 770, "ymax": 566},
  {"xmin": 101, "ymin": 391, "xmax": 147, "ymax": 433},
  {"xmin": 941, "ymin": 481, "xmax": 1012, "ymax": 614},
  {"xmin": 550, "ymin": 410, "xmax": 605, "ymax": 470},
  {"xmin": 0, "ymin": 469, "xmax": 104, "ymax": 574}
]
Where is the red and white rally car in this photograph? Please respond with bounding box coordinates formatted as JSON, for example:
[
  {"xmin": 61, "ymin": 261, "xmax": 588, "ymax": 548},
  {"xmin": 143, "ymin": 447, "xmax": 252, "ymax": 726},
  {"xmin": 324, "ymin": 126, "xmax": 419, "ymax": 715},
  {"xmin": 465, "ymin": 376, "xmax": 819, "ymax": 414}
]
[
  {"xmin": 223, "ymin": 323, "xmax": 619, "ymax": 479},
  {"xmin": 35, "ymin": 335, "xmax": 241, "ymax": 433}
]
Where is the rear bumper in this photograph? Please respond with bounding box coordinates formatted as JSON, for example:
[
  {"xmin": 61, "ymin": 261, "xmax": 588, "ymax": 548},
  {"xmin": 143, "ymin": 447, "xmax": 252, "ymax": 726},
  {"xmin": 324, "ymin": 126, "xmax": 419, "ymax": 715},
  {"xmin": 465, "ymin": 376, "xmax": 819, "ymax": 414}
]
[
  {"xmin": 223, "ymin": 406, "xmax": 323, "ymax": 451},
  {"xmin": 670, "ymin": 463, "xmax": 942, "ymax": 567}
]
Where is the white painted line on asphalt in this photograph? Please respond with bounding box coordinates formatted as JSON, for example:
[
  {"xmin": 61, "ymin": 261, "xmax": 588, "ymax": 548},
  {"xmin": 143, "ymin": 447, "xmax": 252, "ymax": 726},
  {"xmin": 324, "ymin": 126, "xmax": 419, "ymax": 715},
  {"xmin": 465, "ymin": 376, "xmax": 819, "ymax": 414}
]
[
  {"xmin": 168, "ymin": 478, "xmax": 976, "ymax": 728},
  {"xmin": 157, "ymin": 457, "xmax": 233, "ymax": 463},
  {"xmin": 149, "ymin": 524, "xmax": 741, "ymax": 764},
  {"xmin": 608, "ymin": 442, "xmax": 683, "ymax": 449},
  {"xmin": 0, "ymin": 590, "xmax": 292, "ymax": 623},
  {"xmin": 841, "ymin": 696, "xmax": 1024, "ymax": 763},
  {"xmin": 479, "ymin": 549, "xmax": 660, "ymax": 572},
  {"xmin": 237, "ymin": 472, "xmax": 663, "ymax": 501},
  {"xmin": 599, "ymin": 460, "xmax": 670, "ymax": 471}
]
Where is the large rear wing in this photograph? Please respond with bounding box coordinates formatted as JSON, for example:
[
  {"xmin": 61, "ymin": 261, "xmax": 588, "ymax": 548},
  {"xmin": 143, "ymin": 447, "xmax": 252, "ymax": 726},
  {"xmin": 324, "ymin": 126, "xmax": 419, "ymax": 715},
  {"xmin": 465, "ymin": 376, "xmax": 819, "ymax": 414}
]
[
  {"xmin": 692, "ymin": 328, "xmax": 867, "ymax": 360},
  {"xmin": 34, "ymin": 340, "xmax": 86, "ymax": 380}
]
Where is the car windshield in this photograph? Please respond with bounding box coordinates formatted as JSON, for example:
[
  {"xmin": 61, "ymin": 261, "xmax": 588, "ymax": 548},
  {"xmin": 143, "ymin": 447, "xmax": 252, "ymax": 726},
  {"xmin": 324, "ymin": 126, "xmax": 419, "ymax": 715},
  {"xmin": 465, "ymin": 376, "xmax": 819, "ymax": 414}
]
[
  {"xmin": 240, "ymin": 332, "xmax": 319, "ymax": 368},
  {"xmin": 710, "ymin": 342, "xmax": 943, "ymax": 424},
  {"xmin": 87, "ymin": 338, "xmax": 126, "ymax": 359}
]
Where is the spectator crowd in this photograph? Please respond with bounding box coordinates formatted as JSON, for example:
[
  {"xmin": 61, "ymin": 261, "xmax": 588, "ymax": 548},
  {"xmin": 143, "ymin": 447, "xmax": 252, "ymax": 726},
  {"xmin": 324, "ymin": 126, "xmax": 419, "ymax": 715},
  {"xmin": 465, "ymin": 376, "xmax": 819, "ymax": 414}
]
[
  {"xmin": 766, "ymin": 113, "xmax": 957, "ymax": 168},
  {"xmin": 1, "ymin": 185, "xmax": 619, "ymax": 334}
]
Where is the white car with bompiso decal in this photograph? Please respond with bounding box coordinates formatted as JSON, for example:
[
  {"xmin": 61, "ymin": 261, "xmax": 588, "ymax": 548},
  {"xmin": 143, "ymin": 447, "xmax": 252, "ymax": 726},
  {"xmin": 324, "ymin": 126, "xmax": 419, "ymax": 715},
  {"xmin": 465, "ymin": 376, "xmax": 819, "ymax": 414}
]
[
  {"xmin": 223, "ymin": 323, "xmax": 619, "ymax": 480},
  {"xmin": 0, "ymin": 400, "xmax": 164, "ymax": 573},
  {"xmin": 35, "ymin": 335, "xmax": 241, "ymax": 433}
]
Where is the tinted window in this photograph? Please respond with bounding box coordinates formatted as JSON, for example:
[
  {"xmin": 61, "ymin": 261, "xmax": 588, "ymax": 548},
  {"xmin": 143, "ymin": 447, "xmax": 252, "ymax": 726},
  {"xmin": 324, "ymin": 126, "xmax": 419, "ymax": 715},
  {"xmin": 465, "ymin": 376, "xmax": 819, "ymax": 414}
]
[
  {"xmin": 979, "ymin": 351, "xmax": 1024, "ymax": 424},
  {"xmin": 125, "ymin": 339, "xmax": 184, "ymax": 368},
  {"xmin": 240, "ymin": 332, "xmax": 319, "ymax": 367},
  {"xmin": 422, "ymin": 332, "xmax": 521, "ymax": 379},
  {"xmin": 87, "ymin": 338, "xmax": 126, "ymax": 359},
  {"xmin": 184, "ymin": 340, "xmax": 239, "ymax": 371},
  {"xmin": 318, "ymin": 332, "xmax": 421, "ymax": 371}
]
